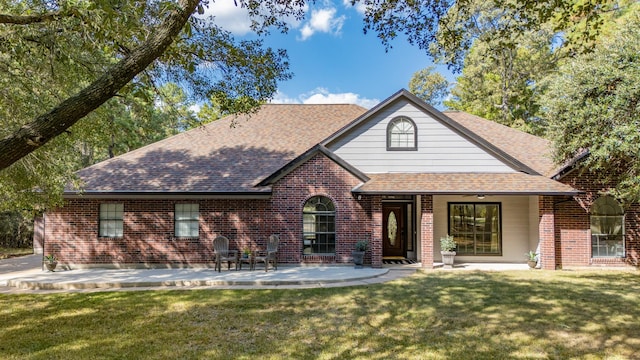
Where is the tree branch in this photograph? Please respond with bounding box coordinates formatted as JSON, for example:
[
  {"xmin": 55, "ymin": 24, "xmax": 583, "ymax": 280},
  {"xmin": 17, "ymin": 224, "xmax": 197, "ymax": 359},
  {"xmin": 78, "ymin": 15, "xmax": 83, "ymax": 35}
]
[
  {"xmin": 0, "ymin": 0, "xmax": 200, "ymax": 171},
  {"xmin": 0, "ymin": 12, "xmax": 63, "ymax": 25}
]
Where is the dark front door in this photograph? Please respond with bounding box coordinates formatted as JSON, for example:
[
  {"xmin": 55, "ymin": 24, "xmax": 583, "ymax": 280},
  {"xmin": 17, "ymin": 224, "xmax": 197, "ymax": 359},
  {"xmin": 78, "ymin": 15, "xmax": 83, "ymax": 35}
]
[{"xmin": 383, "ymin": 203, "xmax": 406, "ymax": 257}]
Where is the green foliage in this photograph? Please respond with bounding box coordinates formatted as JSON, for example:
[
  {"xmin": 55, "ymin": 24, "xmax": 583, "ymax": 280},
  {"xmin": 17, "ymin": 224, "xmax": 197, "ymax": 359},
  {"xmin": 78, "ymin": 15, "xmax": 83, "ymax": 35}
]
[
  {"xmin": 408, "ymin": 66, "xmax": 450, "ymax": 106},
  {"xmin": 542, "ymin": 13, "xmax": 640, "ymax": 203},
  {"xmin": 444, "ymin": 27, "xmax": 557, "ymax": 135},
  {"xmin": 43, "ymin": 254, "xmax": 58, "ymax": 263},
  {"xmin": 354, "ymin": 240, "xmax": 368, "ymax": 251},
  {"xmin": 440, "ymin": 234, "xmax": 457, "ymax": 252},
  {"xmin": 0, "ymin": 211, "xmax": 33, "ymax": 249},
  {"xmin": 0, "ymin": 0, "xmax": 295, "ymax": 210},
  {"xmin": 525, "ymin": 250, "xmax": 538, "ymax": 261},
  {"xmin": 357, "ymin": 0, "xmax": 619, "ymax": 71}
]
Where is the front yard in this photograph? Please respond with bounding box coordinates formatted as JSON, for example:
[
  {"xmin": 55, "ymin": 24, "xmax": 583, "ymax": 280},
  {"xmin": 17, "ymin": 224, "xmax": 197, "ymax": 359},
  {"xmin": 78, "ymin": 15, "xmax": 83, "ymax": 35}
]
[{"xmin": 1, "ymin": 269, "xmax": 639, "ymax": 359}]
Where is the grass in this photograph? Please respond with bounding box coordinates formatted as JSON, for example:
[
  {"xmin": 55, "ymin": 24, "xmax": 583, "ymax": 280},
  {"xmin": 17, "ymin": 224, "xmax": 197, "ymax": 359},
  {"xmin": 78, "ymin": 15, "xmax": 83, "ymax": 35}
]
[
  {"xmin": 0, "ymin": 247, "xmax": 33, "ymax": 259},
  {"xmin": 1, "ymin": 270, "xmax": 640, "ymax": 359}
]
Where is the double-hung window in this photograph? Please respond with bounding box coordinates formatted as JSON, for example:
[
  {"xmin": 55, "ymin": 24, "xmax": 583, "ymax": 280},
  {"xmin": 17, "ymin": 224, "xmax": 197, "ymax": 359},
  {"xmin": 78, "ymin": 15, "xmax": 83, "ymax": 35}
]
[
  {"xmin": 99, "ymin": 203, "xmax": 124, "ymax": 237},
  {"xmin": 591, "ymin": 196, "xmax": 624, "ymax": 258},
  {"xmin": 175, "ymin": 204, "xmax": 199, "ymax": 238}
]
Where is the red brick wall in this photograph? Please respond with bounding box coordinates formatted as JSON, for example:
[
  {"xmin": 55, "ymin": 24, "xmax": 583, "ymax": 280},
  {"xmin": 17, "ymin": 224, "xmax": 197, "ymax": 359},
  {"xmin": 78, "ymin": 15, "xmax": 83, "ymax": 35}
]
[
  {"xmin": 557, "ymin": 170, "xmax": 640, "ymax": 267},
  {"xmin": 370, "ymin": 195, "xmax": 383, "ymax": 268},
  {"xmin": 554, "ymin": 198, "xmax": 590, "ymax": 267},
  {"xmin": 539, "ymin": 196, "xmax": 556, "ymax": 269},
  {"xmin": 44, "ymin": 198, "xmax": 272, "ymax": 266},
  {"xmin": 420, "ymin": 195, "xmax": 434, "ymax": 269},
  {"xmin": 44, "ymin": 153, "xmax": 372, "ymax": 267},
  {"xmin": 271, "ymin": 153, "xmax": 372, "ymax": 265}
]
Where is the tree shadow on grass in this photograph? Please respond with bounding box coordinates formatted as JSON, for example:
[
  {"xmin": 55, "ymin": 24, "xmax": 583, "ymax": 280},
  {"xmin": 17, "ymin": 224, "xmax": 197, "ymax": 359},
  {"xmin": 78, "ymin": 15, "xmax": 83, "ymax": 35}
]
[{"xmin": 2, "ymin": 271, "xmax": 640, "ymax": 359}]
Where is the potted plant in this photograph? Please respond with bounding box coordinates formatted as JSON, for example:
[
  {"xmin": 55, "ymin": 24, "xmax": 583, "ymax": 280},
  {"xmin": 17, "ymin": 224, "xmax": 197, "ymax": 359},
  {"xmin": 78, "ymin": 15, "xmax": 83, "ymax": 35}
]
[
  {"xmin": 440, "ymin": 235, "xmax": 457, "ymax": 269},
  {"xmin": 525, "ymin": 250, "xmax": 538, "ymax": 269},
  {"xmin": 352, "ymin": 240, "xmax": 368, "ymax": 268},
  {"xmin": 242, "ymin": 247, "xmax": 251, "ymax": 259},
  {"xmin": 43, "ymin": 254, "xmax": 58, "ymax": 272}
]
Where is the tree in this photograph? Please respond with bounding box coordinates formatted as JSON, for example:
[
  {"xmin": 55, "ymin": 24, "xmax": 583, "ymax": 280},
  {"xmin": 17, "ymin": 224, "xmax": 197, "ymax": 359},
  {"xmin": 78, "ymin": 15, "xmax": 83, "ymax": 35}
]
[
  {"xmin": 0, "ymin": 0, "xmax": 301, "ymax": 210},
  {"xmin": 76, "ymin": 83, "xmax": 200, "ymax": 167},
  {"xmin": 408, "ymin": 66, "xmax": 450, "ymax": 107},
  {"xmin": 356, "ymin": 0, "xmax": 619, "ymax": 70},
  {"xmin": 542, "ymin": 14, "xmax": 640, "ymax": 202},
  {"xmin": 444, "ymin": 27, "xmax": 557, "ymax": 135},
  {"xmin": 0, "ymin": 0, "xmax": 631, "ymax": 211}
]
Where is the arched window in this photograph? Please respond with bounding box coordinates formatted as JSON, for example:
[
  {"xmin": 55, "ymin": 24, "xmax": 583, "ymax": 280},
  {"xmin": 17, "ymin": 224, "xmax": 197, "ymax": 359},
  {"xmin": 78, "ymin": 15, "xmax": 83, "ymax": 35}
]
[
  {"xmin": 591, "ymin": 196, "xmax": 625, "ymax": 258},
  {"xmin": 387, "ymin": 116, "xmax": 417, "ymax": 150},
  {"xmin": 302, "ymin": 196, "xmax": 336, "ymax": 255}
]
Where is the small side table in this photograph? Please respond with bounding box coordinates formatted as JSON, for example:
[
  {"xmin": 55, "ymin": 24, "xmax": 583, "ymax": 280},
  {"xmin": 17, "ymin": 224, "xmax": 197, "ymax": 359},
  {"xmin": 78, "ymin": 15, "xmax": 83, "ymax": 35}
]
[{"xmin": 238, "ymin": 254, "xmax": 254, "ymax": 271}]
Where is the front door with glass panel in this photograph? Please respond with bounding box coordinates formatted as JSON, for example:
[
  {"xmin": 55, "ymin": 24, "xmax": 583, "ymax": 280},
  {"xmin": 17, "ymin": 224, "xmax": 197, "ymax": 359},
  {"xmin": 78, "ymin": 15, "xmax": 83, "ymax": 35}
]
[{"xmin": 383, "ymin": 203, "xmax": 405, "ymax": 257}]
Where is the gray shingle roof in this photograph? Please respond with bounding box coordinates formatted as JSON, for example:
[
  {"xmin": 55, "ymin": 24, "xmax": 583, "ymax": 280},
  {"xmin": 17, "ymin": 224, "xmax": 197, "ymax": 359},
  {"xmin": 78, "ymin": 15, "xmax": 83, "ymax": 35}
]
[
  {"xmin": 69, "ymin": 91, "xmax": 574, "ymax": 197},
  {"xmin": 443, "ymin": 111, "xmax": 557, "ymax": 176},
  {"xmin": 71, "ymin": 104, "xmax": 367, "ymax": 194},
  {"xmin": 354, "ymin": 173, "xmax": 577, "ymax": 195}
]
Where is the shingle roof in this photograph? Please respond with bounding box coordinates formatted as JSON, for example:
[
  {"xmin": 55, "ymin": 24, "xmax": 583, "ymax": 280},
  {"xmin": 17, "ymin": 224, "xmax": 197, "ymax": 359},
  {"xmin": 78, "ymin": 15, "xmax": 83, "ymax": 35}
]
[
  {"xmin": 69, "ymin": 91, "xmax": 575, "ymax": 197},
  {"xmin": 71, "ymin": 104, "xmax": 367, "ymax": 194},
  {"xmin": 443, "ymin": 111, "xmax": 557, "ymax": 176},
  {"xmin": 355, "ymin": 173, "xmax": 578, "ymax": 195}
]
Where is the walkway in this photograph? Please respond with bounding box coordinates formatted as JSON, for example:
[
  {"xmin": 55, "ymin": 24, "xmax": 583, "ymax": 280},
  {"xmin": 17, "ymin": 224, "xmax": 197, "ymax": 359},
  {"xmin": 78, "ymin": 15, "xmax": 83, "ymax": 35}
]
[
  {"xmin": 0, "ymin": 254, "xmax": 416, "ymax": 293},
  {"xmin": 0, "ymin": 254, "xmax": 530, "ymax": 294}
]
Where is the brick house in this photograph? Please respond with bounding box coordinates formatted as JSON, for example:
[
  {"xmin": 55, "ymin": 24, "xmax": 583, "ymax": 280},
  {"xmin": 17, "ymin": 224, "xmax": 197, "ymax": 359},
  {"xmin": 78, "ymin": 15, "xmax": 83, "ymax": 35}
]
[{"xmin": 40, "ymin": 89, "xmax": 639, "ymax": 269}]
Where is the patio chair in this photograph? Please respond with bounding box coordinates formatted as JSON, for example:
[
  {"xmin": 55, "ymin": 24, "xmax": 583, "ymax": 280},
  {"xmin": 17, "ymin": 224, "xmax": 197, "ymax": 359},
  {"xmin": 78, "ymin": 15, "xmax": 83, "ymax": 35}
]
[
  {"xmin": 213, "ymin": 236, "xmax": 238, "ymax": 272},
  {"xmin": 253, "ymin": 234, "xmax": 279, "ymax": 272}
]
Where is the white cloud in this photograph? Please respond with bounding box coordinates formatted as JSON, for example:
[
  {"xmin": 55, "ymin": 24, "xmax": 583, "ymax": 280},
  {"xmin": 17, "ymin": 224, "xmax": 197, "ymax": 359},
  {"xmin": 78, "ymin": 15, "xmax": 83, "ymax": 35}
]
[
  {"xmin": 342, "ymin": 0, "xmax": 368, "ymax": 15},
  {"xmin": 271, "ymin": 88, "xmax": 379, "ymax": 109},
  {"xmin": 199, "ymin": 2, "xmax": 307, "ymax": 36},
  {"xmin": 198, "ymin": 1, "xmax": 253, "ymax": 35},
  {"xmin": 299, "ymin": 8, "xmax": 346, "ymax": 41}
]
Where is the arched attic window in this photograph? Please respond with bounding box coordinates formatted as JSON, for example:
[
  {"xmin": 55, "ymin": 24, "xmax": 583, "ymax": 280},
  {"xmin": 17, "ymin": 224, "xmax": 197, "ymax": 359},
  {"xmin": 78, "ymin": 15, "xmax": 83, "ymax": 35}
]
[
  {"xmin": 590, "ymin": 196, "xmax": 625, "ymax": 258},
  {"xmin": 387, "ymin": 116, "xmax": 417, "ymax": 151}
]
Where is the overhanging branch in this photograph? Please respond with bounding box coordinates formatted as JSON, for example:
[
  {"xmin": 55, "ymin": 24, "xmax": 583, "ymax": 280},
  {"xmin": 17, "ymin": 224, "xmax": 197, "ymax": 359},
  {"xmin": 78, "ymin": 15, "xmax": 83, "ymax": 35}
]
[
  {"xmin": 0, "ymin": 12, "xmax": 63, "ymax": 25},
  {"xmin": 0, "ymin": 0, "xmax": 200, "ymax": 171}
]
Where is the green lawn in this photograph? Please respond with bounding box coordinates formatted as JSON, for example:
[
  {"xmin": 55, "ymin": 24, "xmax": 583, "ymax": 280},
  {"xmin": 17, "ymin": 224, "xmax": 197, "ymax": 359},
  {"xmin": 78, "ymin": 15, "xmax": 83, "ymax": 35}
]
[
  {"xmin": 1, "ymin": 270, "xmax": 639, "ymax": 359},
  {"xmin": 0, "ymin": 247, "xmax": 33, "ymax": 259}
]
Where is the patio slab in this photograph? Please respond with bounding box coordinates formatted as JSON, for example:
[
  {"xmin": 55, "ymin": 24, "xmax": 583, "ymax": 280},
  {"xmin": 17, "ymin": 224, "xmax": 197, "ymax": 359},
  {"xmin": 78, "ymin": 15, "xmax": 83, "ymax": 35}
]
[{"xmin": 4, "ymin": 264, "xmax": 392, "ymax": 291}]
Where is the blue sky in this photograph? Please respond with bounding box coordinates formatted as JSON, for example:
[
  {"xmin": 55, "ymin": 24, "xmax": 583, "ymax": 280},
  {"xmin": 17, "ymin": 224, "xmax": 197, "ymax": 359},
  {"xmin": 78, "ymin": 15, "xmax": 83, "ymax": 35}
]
[{"xmin": 205, "ymin": 1, "xmax": 456, "ymax": 108}]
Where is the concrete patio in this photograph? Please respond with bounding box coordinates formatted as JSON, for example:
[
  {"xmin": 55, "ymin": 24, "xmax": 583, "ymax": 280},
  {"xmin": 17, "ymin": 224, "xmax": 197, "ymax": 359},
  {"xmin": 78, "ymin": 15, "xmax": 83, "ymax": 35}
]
[{"xmin": 0, "ymin": 254, "xmax": 530, "ymax": 293}]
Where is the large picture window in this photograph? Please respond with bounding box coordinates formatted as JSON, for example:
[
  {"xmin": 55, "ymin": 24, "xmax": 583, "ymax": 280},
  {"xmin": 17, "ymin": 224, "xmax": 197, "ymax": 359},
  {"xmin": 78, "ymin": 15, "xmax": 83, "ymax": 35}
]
[
  {"xmin": 175, "ymin": 204, "xmax": 199, "ymax": 238},
  {"xmin": 591, "ymin": 196, "xmax": 625, "ymax": 258},
  {"xmin": 387, "ymin": 116, "xmax": 417, "ymax": 150},
  {"xmin": 303, "ymin": 196, "xmax": 336, "ymax": 255},
  {"xmin": 448, "ymin": 203, "xmax": 501, "ymax": 255},
  {"xmin": 99, "ymin": 203, "xmax": 123, "ymax": 238}
]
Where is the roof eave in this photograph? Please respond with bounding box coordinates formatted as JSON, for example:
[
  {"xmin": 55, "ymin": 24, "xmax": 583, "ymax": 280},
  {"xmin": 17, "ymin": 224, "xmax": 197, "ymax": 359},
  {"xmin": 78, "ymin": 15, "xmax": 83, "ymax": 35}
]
[
  {"xmin": 257, "ymin": 144, "xmax": 370, "ymax": 186},
  {"xmin": 63, "ymin": 191, "xmax": 272, "ymax": 200},
  {"xmin": 551, "ymin": 150, "xmax": 590, "ymax": 180},
  {"xmin": 351, "ymin": 189, "xmax": 581, "ymax": 196}
]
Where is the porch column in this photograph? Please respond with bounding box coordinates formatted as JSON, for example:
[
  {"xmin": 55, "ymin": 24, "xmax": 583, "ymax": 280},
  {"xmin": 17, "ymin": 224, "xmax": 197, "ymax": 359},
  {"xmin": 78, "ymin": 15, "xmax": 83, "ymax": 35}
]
[
  {"xmin": 371, "ymin": 195, "xmax": 383, "ymax": 268},
  {"xmin": 539, "ymin": 196, "xmax": 557, "ymax": 270},
  {"xmin": 420, "ymin": 195, "xmax": 434, "ymax": 269}
]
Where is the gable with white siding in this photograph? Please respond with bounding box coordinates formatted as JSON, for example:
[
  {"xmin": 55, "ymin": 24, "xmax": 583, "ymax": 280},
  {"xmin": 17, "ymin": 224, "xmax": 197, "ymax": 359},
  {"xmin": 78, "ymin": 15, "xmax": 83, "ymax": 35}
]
[{"xmin": 325, "ymin": 99, "xmax": 517, "ymax": 174}]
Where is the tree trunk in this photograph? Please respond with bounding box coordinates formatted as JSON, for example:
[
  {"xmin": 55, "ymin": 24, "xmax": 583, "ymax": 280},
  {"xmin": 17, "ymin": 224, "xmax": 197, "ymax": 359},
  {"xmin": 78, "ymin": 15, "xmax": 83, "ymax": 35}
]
[{"xmin": 0, "ymin": 0, "xmax": 199, "ymax": 171}]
